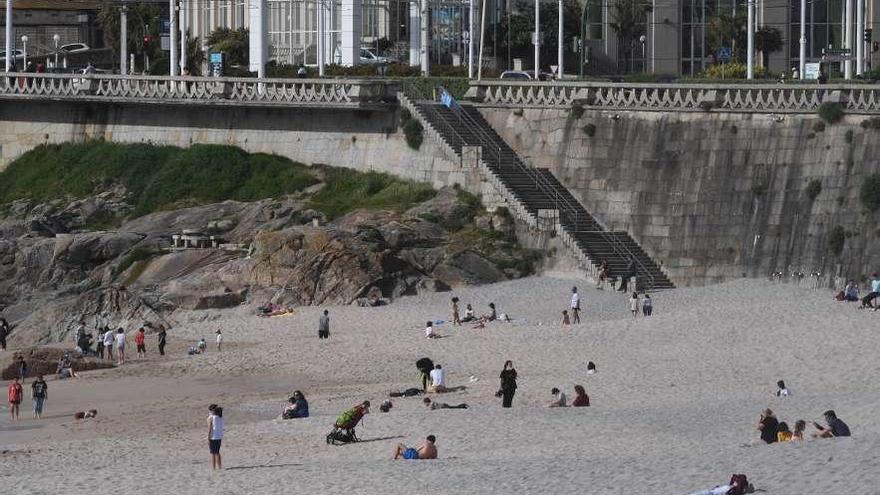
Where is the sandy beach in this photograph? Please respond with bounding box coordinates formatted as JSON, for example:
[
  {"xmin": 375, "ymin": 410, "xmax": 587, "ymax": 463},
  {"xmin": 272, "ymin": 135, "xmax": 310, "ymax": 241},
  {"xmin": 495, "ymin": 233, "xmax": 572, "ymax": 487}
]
[{"xmin": 2, "ymin": 276, "xmax": 878, "ymax": 495}]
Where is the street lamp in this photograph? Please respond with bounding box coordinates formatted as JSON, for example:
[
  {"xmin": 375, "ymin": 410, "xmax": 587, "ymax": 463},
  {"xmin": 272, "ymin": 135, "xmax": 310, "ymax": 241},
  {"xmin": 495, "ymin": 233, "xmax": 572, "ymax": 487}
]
[
  {"xmin": 639, "ymin": 34, "xmax": 646, "ymax": 73},
  {"xmin": 53, "ymin": 34, "xmax": 61, "ymax": 68},
  {"xmin": 21, "ymin": 35, "xmax": 28, "ymax": 71}
]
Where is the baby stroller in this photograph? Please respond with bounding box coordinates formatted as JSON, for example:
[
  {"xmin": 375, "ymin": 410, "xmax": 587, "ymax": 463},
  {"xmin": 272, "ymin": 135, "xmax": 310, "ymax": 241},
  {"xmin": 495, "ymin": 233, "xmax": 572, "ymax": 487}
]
[{"xmin": 326, "ymin": 402, "xmax": 369, "ymax": 445}]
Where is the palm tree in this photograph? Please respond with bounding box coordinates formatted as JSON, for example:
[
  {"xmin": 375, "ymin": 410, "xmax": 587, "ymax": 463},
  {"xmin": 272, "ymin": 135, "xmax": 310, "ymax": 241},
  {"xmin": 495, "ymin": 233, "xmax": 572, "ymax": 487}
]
[{"xmin": 608, "ymin": 0, "xmax": 652, "ymax": 73}]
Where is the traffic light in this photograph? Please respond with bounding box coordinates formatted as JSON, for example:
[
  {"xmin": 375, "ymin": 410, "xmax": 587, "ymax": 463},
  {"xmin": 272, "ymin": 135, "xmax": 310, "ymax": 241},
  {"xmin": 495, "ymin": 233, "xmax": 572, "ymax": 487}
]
[
  {"xmin": 865, "ymin": 28, "xmax": 873, "ymax": 43},
  {"xmin": 143, "ymin": 35, "xmax": 152, "ymax": 45}
]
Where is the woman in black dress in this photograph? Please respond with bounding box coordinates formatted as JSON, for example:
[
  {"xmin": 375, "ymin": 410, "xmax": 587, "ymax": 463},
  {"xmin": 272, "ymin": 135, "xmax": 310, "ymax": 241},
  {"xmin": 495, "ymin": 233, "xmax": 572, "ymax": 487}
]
[{"xmin": 499, "ymin": 360, "xmax": 517, "ymax": 408}]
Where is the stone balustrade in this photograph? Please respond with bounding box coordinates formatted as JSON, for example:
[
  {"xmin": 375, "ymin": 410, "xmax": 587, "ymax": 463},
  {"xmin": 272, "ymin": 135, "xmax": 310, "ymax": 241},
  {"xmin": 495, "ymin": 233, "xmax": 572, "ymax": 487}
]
[
  {"xmin": 0, "ymin": 73, "xmax": 398, "ymax": 108},
  {"xmin": 467, "ymin": 81, "xmax": 880, "ymax": 113}
]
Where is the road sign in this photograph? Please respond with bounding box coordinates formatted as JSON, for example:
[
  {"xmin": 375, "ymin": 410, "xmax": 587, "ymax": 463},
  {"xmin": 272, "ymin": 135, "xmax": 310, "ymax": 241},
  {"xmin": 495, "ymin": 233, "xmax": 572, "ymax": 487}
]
[
  {"xmin": 822, "ymin": 54, "xmax": 852, "ymax": 62},
  {"xmin": 804, "ymin": 62, "xmax": 821, "ymax": 80},
  {"xmin": 823, "ymin": 48, "xmax": 851, "ymax": 55},
  {"xmin": 716, "ymin": 47, "xmax": 732, "ymax": 61}
]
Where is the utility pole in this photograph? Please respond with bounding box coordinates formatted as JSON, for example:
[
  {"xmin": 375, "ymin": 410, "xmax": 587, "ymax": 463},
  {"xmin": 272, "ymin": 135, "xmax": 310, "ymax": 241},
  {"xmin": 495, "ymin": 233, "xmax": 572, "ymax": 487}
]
[
  {"xmin": 170, "ymin": 0, "xmax": 179, "ymax": 76},
  {"xmin": 747, "ymin": 0, "xmax": 754, "ymax": 79},
  {"xmin": 844, "ymin": 0, "xmax": 852, "ymax": 79},
  {"xmin": 121, "ymin": 3, "xmax": 128, "ymax": 74},
  {"xmin": 557, "ymin": 0, "xmax": 563, "ymax": 78},
  {"xmin": 856, "ymin": 0, "xmax": 863, "ymax": 75},
  {"xmin": 180, "ymin": 0, "xmax": 187, "ymax": 73},
  {"xmin": 534, "ymin": 0, "xmax": 540, "ymax": 78},
  {"xmin": 799, "ymin": 0, "xmax": 806, "ymax": 79},
  {"xmin": 5, "ymin": 0, "xmax": 13, "ymax": 72},
  {"xmin": 468, "ymin": 0, "xmax": 474, "ymax": 78}
]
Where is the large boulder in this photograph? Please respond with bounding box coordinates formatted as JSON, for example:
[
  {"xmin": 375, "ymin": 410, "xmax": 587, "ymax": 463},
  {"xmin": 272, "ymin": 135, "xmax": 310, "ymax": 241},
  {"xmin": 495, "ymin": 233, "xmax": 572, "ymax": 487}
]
[
  {"xmin": 431, "ymin": 250, "xmax": 507, "ymax": 287},
  {"xmin": 52, "ymin": 232, "xmax": 145, "ymax": 267}
]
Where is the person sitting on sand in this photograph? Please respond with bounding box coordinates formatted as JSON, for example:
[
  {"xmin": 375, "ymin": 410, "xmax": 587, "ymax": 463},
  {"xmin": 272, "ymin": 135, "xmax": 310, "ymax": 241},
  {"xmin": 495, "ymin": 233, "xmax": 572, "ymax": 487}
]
[
  {"xmin": 429, "ymin": 364, "xmax": 447, "ymax": 393},
  {"xmin": 393, "ymin": 435, "xmax": 438, "ymax": 460},
  {"xmin": 462, "ymin": 304, "xmax": 475, "ymax": 322},
  {"xmin": 777, "ymin": 422, "xmax": 792, "ymax": 442},
  {"xmin": 812, "ymin": 410, "xmax": 851, "ymax": 438},
  {"xmin": 560, "ymin": 310, "xmax": 570, "ymax": 325},
  {"xmin": 548, "ymin": 387, "xmax": 567, "ymax": 407},
  {"xmin": 197, "ymin": 338, "xmax": 207, "ymax": 353},
  {"xmin": 425, "ymin": 321, "xmax": 438, "ymax": 339},
  {"xmin": 485, "ymin": 303, "xmax": 497, "ymax": 322},
  {"xmin": 775, "ymin": 380, "xmax": 791, "ymax": 397},
  {"xmin": 281, "ymin": 390, "xmax": 309, "ymax": 419},
  {"xmin": 586, "ymin": 361, "xmax": 597, "ymax": 374},
  {"xmin": 757, "ymin": 409, "xmax": 780, "ymax": 444},
  {"xmin": 423, "ymin": 397, "xmax": 468, "ymax": 409},
  {"xmin": 572, "ymin": 385, "xmax": 590, "ymax": 407},
  {"xmin": 843, "ymin": 281, "xmax": 860, "ymax": 302},
  {"xmin": 791, "ymin": 420, "xmax": 806, "ymax": 441},
  {"xmin": 860, "ymin": 273, "xmax": 880, "ymax": 309}
]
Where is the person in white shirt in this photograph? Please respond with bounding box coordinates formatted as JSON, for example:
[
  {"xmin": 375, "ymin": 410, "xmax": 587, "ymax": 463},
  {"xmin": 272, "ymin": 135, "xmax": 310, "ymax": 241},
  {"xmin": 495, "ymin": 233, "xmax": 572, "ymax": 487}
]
[
  {"xmin": 425, "ymin": 321, "xmax": 438, "ymax": 339},
  {"xmin": 103, "ymin": 330, "xmax": 115, "ymax": 361},
  {"xmin": 215, "ymin": 330, "xmax": 223, "ymax": 352},
  {"xmin": 429, "ymin": 364, "xmax": 446, "ymax": 392},
  {"xmin": 549, "ymin": 387, "xmax": 567, "ymax": 407},
  {"xmin": 570, "ymin": 286, "xmax": 581, "ymax": 324},
  {"xmin": 629, "ymin": 293, "xmax": 639, "ymax": 318},
  {"xmin": 207, "ymin": 405, "xmax": 224, "ymax": 470},
  {"xmin": 114, "ymin": 329, "xmax": 126, "ymax": 365},
  {"xmin": 775, "ymin": 380, "xmax": 791, "ymax": 397}
]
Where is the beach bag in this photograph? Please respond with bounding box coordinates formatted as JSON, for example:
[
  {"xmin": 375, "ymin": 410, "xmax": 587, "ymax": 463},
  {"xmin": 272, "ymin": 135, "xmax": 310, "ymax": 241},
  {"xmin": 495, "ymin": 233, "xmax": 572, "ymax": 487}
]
[{"xmin": 726, "ymin": 474, "xmax": 748, "ymax": 495}]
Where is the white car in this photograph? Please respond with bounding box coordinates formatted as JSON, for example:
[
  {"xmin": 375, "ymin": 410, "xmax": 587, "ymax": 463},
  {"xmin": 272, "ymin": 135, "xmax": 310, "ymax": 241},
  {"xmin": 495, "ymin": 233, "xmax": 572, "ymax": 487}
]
[
  {"xmin": 360, "ymin": 49, "xmax": 387, "ymax": 65},
  {"xmin": 499, "ymin": 70, "xmax": 532, "ymax": 80},
  {"xmin": 60, "ymin": 43, "xmax": 90, "ymax": 53}
]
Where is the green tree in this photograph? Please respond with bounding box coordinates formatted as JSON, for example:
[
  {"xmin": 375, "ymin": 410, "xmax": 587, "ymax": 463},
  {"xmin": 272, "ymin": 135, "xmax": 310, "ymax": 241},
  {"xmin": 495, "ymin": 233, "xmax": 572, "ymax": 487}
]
[
  {"xmin": 207, "ymin": 27, "xmax": 250, "ymax": 66},
  {"xmin": 707, "ymin": 11, "xmax": 746, "ymax": 62},
  {"xmin": 491, "ymin": 0, "xmax": 583, "ymax": 72},
  {"xmin": 608, "ymin": 0, "xmax": 652, "ymax": 73},
  {"xmin": 97, "ymin": 1, "xmax": 164, "ymax": 71},
  {"xmin": 755, "ymin": 26, "xmax": 784, "ymax": 68}
]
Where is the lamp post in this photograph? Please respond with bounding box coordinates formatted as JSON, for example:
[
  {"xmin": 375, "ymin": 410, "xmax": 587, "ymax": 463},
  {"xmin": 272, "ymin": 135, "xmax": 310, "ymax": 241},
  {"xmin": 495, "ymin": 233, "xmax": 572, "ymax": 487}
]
[
  {"xmin": 21, "ymin": 35, "xmax": 28, "ymax": 71},
  {"xmin": 639, "ymin": 34, "xmax": 646, "ymax": 73},
  {"xmin": 53, "ymin": 34, "xmax": 60, "ymax": 68}
]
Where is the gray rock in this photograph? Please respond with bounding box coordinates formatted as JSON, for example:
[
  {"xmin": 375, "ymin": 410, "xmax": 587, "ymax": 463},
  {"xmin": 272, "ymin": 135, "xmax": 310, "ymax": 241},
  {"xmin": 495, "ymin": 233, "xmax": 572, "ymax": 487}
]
[{"xmin": 432, "ymin": 250, "xmax": 507, "ymax": 287}]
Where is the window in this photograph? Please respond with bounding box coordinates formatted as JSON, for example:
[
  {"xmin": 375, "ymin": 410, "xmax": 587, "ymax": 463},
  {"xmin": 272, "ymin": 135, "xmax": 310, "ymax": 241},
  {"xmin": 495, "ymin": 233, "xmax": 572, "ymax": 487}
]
[{"xmin": 585, "ymin": 0, "xmax": 603, "ymax": 40}]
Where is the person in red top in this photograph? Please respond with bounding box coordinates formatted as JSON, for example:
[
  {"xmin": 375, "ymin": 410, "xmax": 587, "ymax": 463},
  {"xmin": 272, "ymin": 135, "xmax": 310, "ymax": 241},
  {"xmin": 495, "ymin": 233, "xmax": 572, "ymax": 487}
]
[
  {"xmin": 8, "ymin": 376, "xmax": 23, "ymax": 421},
  {"xmin": 135, "ymin": 328, "xmax": 147, "ymax": 360},
  {"xmin": 572, "ymin": 385, "xmax": 590, "ymax": 407}
]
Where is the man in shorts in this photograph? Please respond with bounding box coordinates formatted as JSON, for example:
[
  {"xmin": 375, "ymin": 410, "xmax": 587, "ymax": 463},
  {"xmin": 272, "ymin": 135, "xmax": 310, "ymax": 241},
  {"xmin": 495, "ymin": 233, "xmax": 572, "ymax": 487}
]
[
  {"xmin": 318, "ymin": 310, "xmax": 330, "ymax": 339},
  {"xmin": 393, "ymin": 435, "xmax": 438, "ymax": 460},
  {"xmin": 135, "ymin": 327, "xmax": 146, "ymax": 360},
  {"xmin": 7, "ymin": 376, "xmax": 23, "ymax": 421},
  {"xmin": 31, "ymin": 375, "xmax": 48, "ymax": 419},
  {"xmin": 114, "ymin": 328, "xmax": 126, "ymax": 365}
]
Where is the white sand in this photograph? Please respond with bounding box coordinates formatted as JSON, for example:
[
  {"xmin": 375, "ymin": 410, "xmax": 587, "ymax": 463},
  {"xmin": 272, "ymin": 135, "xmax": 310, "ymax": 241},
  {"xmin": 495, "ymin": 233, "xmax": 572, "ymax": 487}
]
[{"xmin": 2, "ymin": 277, "xmax": 879, "ymax": 495}]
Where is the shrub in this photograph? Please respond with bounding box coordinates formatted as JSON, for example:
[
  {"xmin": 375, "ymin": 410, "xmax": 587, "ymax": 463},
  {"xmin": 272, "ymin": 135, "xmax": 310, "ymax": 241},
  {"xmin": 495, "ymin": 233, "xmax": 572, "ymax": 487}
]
[
  {"xmin": 403, "ymin": 119, "xmax": 424, "ymax": 150},
  {"xmin": 828, "ymin": 225, "xmax": 846, "ymax": 255},
  {"xmin": 805, "ymin": 179, "xmax": 822, "ymax": 201},
  {"xmin": 817, "ymin": 102, "xmax": 844, "ymax": 124},
  {"xmin": 697, "ymin": 63, "xmax": 768, "ymax": 80},
  {"xmin": 582, "ymin": 123, "xmax": 596, "ymax": 137},
  {"xmin": 812, "ymin": 121, "xmax": 826, "ymax": 133},
  {"xmin": 306, "ymin": 167, "xmax": 435, "ymax": 219},
  {"xmin": 0, "ymin": 142, "xmax": 317, "ymax": 218},
  {"xmin": 860, "ymin": 117, "xmax": 880, "ymax": 129},
  {"xmin": 698, "ymin": 100, "xmax": 715, "ymax": 111},
  {"xmin": 570, "ymin": 104, "xmax": 585, "ymax": 119},
  {"xmin": 860, "ymin": 174, "xmax": 880, "ymax": 212}
]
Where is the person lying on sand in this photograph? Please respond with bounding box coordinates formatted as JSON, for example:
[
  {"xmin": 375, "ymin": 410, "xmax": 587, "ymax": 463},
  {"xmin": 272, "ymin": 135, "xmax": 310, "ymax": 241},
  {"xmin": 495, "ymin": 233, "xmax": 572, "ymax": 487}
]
[
  {"xmin": 812, "ymin": 410, "xmax": 851, "ymax": 438},
  {"xmin": 423, "ymin": 397, "xmax": 467, "ymax": 410},
  {"xmin": 393, "ymin": 435, "xmax": 438, "ymax": 460}
]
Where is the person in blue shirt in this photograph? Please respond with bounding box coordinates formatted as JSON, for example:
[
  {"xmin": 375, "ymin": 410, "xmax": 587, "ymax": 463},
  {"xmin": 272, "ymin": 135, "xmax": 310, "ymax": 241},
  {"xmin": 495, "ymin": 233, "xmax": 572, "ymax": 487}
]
[{"xmin": 281, "ymin": 390, "xmax": 309, "ymax": 419}]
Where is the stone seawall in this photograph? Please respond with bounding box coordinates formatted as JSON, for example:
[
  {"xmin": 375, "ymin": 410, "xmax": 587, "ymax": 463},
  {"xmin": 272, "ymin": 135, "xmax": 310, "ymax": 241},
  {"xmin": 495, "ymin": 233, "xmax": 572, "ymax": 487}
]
[
  {"xmin": 480, "ymin": 106, "xmax": 880, "ymax": 286},
  {"xmin": 0, "ymin": 100, "xmax": 474, "ymax": 193}
]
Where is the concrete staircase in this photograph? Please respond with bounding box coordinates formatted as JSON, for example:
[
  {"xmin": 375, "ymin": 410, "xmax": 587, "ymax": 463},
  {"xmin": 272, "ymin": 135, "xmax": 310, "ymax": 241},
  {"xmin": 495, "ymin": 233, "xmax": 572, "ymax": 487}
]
[{"xmin": 403, "ymin": 96, "xmax": 674, "ymax": 291}]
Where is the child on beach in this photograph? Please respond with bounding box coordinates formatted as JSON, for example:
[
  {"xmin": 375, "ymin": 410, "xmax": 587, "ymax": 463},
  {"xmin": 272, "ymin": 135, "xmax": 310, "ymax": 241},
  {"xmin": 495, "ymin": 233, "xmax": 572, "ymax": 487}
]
[
  {"xmin": 775, "ymin": 380, "xmax": 791, "ymax": 397},
  {"xmin": 135, "ymin": 328, "xmax": 146, "ymax": 360},
  {"xmin": 103, "ymin": 330, "xmax": 114, "ymax": 361},
  {"xmin": 629, "ymin": 293, "xmax": 639, "ymax": 318},
  {"xmin": 548, "ymin": 387, "xmax": 567, "ymax": 407},
  {"xmin": 451, "ymin": 297, "xmax": 461, "ymax": 326},
  {"xmin": 114, "ymin": 329, "xmax": 126, "ymax": 365},
  {"xmin": 561, "ymin": 310, "xmax": 570, "ymax": 325},
  {"xmin": 777, "ymin": 422, "xmax": 793, "ymax": 442},
  {"xmin": 791, "ymin": 420, "xmax": 806, "ymax": 440},
  {"xmin": 463, "ymin": 304, "xmax": 475, "ymax": 322},
  {"xmin": 216, "ymin": 330, "xmax": 223, "ymax": 352},
  {"xmin": 570, "ymin": 286, "xmax": 581, "ymax": 324},
  {"xmin": 642, "ymin": 294, "xmax": 653, "ymax": 316},
  {"xmin": 207, "ymin": 405, "xmax": 224, "ymax": 470},
  {"xmin": 425, "ymin": 321, "xmax": 438, "ymax": 339},
  {"xmin": 197, "ymin": 338, "xmax": 207, "ymax": 353}
]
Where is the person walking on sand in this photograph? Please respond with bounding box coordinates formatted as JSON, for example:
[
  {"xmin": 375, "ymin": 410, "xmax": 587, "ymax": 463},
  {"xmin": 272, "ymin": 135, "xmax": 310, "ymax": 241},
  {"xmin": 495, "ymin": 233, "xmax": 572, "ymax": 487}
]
[
  {"xmin": 17, "ymin": 356, "xmax": 28, "ymax": 383},
  {"xmin": 499, "ymin": 360, "xmax": 517, "ymax": 408},
  {"xmin": 642, "ymin": 294, "xmax": 653, "ymax": 316},
  {"xmin": 207, "ymin": 405, "xmax": 224, "ymax": 470},
  {"xmin": 451, "ymin": 297, "xmax": 461, "ymax": 326},
  {"xmin": 103, "ymin": 329, "xmax": 114, "ymax": 361},
  {"xmin": 318, "ymin": 310, "xmax": 330, "ymax": 339},
  {"xmin": 135, "ymin": 327, "xmax": 146, "ymax": 360},
  {"xmin": 8, "ymin": 376, "xmax": 23, "ymax": 420},
  {"xmin": 215, "ymin": 330, "xmax": 223, "ymax": 352},
  {"xmin": 393, "ymin": 435, "xmax": 438, "ymax": 460},
  {"xmin": 629, "ymin": 293, "xmax": 639, "ymax": 318},
  {"xmin": 114, "ymin": 328, "xmax": 126, "ymax": 365},
  {"xmin": 31, "ymin": 375, "xmax": 47, "ymax": 419},
  {"xmin": 570, "ymin": 286, "xmax": 581, "ymax": 324},
  {"xmin": 157, "ymin": 325, "xmax": 167, "ymax": 356},
  {"xmin": 561, "ymin": 310, "xmax": 570, "ymax": 325}
]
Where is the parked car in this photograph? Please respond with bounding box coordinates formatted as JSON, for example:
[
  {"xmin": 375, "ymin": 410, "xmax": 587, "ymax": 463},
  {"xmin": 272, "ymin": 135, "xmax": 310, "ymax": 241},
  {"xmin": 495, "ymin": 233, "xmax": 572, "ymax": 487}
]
[
  {"xmin": 499, "ymin": 70, "xmax": 532, "ymax": 80},
  {"xmin": 360, "ymin": 49, "xmax": 388, "ymax": 65},
  {"xmin": 60, "ymin": 43, "xmax": 90, "ymax": 53},
  {"xmin": 0, "ymin": 49, "xmax": 24, "ymax": 61}
]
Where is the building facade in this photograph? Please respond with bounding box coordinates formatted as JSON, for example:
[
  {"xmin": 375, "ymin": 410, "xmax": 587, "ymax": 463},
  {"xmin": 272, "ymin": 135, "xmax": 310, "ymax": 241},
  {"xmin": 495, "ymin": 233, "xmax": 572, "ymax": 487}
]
[{"xmin": 1, "ymin": 0, "xmax": 103, "ymax": 58}]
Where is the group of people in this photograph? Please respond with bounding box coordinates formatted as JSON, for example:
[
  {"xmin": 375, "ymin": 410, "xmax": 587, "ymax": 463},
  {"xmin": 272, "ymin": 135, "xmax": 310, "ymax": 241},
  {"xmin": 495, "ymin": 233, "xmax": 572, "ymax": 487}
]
[
  {"xmin": 758, "ymin": 408, "xmax": 850, "ymax": 444},
  {"xmin": 6, "ymin": 374, "xmax": 48, "ymax": 421},
  {"xmin": 833, "ymin": 273, "xmax": 880, "ymax": 309},
  {"xmin": 548, "ymin": 385, "xmax": 590, "ymax": 407}
]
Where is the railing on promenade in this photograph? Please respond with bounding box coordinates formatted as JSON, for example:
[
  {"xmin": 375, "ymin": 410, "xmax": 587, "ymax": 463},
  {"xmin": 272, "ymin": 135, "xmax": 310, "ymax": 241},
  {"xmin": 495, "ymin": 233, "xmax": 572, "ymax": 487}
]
[
  {"xmin": 0, "ymin": 72, "xmax": 398, "ymax": 108},
  {"xmin": 467, "ymin": 80, "xmax": 880, "ymax": 113}
]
